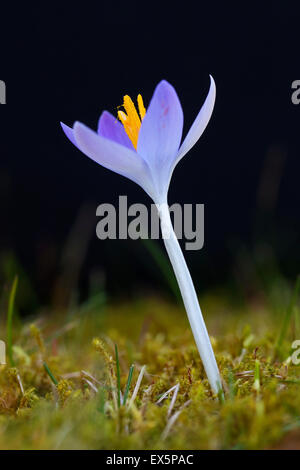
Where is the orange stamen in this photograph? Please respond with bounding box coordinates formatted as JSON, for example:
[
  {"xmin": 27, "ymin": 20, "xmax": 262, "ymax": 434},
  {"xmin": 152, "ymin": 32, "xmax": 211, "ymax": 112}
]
[{"xmin": 117, "ymin": 94, "xmax": 146, "ymax": 149}]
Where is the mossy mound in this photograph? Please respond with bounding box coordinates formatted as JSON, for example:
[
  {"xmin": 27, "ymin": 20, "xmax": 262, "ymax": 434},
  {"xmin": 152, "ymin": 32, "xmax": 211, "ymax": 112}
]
[{"xmin": 0, "ymin": 293, "xmax": 299, "ymax": 449}]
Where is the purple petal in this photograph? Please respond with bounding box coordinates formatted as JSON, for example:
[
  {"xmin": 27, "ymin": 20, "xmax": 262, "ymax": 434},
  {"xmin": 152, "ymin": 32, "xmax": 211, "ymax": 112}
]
[
  {"xmin": 137, "ymin": 80, "xmax": 183, "ymax": 199},
  {"xmin": 72, "ymin": 122, "xmax": 155, "ymax": 199},
  {"xmin": 97, "ymin": 111, "xmax": 135, "ymax": 150},
  {"xmin": 61, "ymin": 122, "xmax": 78, "ymax": 148},
  {"xmin": 174, "ymin": 76, "xmax": 216, "ymax": 167}
]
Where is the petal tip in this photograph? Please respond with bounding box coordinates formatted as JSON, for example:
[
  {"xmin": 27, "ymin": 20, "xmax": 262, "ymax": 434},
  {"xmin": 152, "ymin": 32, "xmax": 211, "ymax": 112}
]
[
  {"xmin": 98, "ymin": 110, "xmax": 111, "ymax": 124},
  {"xmin": 158, "ymin": 79, "xmax": 170, "ymax": 86},
  {"xmin": 101, "ymin": 110, "xmax": 111, "ymax": 118},
  {"xmin": 60, "ymin": 121, "xmax": 70, "ymax": 131},
  {"xmin": 60, "ymin": 121, "xmax": 79, "ymax": 147},
  {"xmin": 73, "ymin": 120, "xmax": 85, "ymax": 132},
  {"xmin": 97, "ymin": 110, "xmax": 113, "ymax": 131},
  {"xmin": 156, "ymin": 79, "xmax": 175, "ymax": 92},
  {"xmin": 208, "ymin": 75, "xmax": 216, "ymax": 94}
]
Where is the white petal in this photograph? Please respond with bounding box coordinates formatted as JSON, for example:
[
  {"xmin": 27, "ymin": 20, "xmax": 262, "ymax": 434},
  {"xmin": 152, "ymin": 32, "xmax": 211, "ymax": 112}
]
[{"xmin": 170, "ymin": 76, "xmax": 216, "ymax": 175}]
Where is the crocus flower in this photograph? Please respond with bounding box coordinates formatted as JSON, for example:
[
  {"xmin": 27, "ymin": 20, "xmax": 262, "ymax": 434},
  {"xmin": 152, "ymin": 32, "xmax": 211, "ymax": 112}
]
[{"xmin": 61, "ymin": 77, "xmax": 222, "ymax": 395}]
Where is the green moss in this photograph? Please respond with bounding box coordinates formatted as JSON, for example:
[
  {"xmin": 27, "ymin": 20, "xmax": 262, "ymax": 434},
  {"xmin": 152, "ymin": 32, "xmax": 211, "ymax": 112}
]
[{"xmin": 0, "ymin": 293, "xmax": 299, "ymax": 449}]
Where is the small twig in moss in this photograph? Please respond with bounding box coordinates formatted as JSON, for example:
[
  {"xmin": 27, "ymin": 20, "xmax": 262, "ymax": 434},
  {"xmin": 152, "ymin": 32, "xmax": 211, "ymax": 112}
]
[
  {"xmin": 43, "ymin": 361, "xmax": 58, "ymax": 386},
  {"xmin": 16, "ymin": 373, "xmax": 24, "ymax": 395},
  {"xmin": 81, "ymin": 370, "xmax": 101, "ymax": 385},
  {"xmin": 167, "ymin": 383, "xmax": 180, "ymax": 418},
  {"xmin": 235, "ymin": 370, "xmax": 254, "ymax": 378},
  {"xmin": 161, "ymin": 399, "xmax": 191, "ymax": 441},
  {"xmin": 253, "ymin": 359, "xmax": 260, "ymax": 392},
  {"xmin": 83, "ymin": 378, "xmax": 98, "ymax": 393},
  {"xmin": 128, "ymin": 365, "xmax": 146, "ymax": 409},
  {"xmin": 156, "ymin": 384, "xmax": 178, "ymax": 404},
  {"xmin": 6, "ymin": 275, "xmax": 18, "ymax": 367},
  {"xmin": 62, "ymin": 371, "xmax": 81, "ymax": 379}
]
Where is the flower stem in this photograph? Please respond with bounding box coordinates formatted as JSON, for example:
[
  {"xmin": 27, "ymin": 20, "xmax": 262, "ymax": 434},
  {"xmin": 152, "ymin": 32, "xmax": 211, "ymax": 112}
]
[{"xmin": 158, "ymin": 203, "xmax": 222, "ymax": 395}]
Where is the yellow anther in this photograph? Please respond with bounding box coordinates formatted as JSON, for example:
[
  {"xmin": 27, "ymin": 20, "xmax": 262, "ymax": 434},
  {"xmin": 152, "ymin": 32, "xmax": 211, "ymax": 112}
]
[
  {"xmin": 123, "ymin": 95, "xmax": 141, "ymax": 128},
  {"xmin": 137, "ymin": 94, "xmax": 146, "ymax": 120},
  {"xmin": 117, "ymin": 94, "xmax": 146, "ymax": 149},
  {"xmin": 117, "ymin": 110, "xmax": 128, "ymax": 124}
]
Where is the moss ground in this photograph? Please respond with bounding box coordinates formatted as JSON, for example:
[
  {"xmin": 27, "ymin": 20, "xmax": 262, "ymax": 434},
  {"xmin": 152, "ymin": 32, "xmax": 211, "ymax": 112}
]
[{"xmin": 0, "ymin": 290, "xmax": 300, "ymax": 450}]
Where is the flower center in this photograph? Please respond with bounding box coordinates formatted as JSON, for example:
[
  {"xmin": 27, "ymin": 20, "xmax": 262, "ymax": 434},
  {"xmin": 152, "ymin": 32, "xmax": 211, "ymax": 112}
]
[{"xmin": 117, "ymin": 94, "xmax": 146, "ymax": 149}]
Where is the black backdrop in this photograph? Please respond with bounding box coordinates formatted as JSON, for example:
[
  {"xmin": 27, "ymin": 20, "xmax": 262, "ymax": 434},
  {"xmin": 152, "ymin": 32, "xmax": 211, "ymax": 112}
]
[{"xmin": 0, "ymin": 3, "xmax": 299, "ymax": 306}]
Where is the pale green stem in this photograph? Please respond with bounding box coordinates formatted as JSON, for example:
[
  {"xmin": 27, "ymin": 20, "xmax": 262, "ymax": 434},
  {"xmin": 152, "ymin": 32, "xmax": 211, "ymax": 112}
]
[{"xmin": 158, "ymin": 202, "xmax": 222, "ymax": 395}]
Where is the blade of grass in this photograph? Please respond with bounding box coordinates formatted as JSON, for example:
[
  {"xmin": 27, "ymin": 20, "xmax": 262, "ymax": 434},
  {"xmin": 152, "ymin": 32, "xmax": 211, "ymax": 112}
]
[
  {"xmin": 218, "ymin": 386, "xmax": 225, "ymax": 404},
  {"xmin": 227, "ymin": 367, "xmax": 236, "ymax": 400},
  {"xmin": 281, "ymin": 378, "xmax": 300, "ymax": 385},
  {"xmin": 97, "ymin": 388, "xmax": 106, "ymax": 414},
  {"xmin": 6, "ymin": 275, "xmax": 18, "ymax": 366},
  {"xmin": 141, "ymin": 238, "xmax": 181, "ymax": 303},
  {"xmin": 115, "ymin": 344, "xmax": 121, "ymax": 408},
  {"xmin": 43, "ymin": 361, "xmax": 58, "ymax": 386},
  {"xmin": 275, "ymin": 275, "xmax": 300, "ymax": 357},
  {"xmin": 123, "ymin": 364, "xmax": 134, "ymax": 406}
]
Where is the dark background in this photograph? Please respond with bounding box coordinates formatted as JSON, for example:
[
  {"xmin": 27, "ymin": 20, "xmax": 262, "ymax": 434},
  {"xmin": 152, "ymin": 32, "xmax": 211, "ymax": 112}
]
[{"xmin": 0, "ymin": 3, "xmax": 299, "ymax": 310}]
